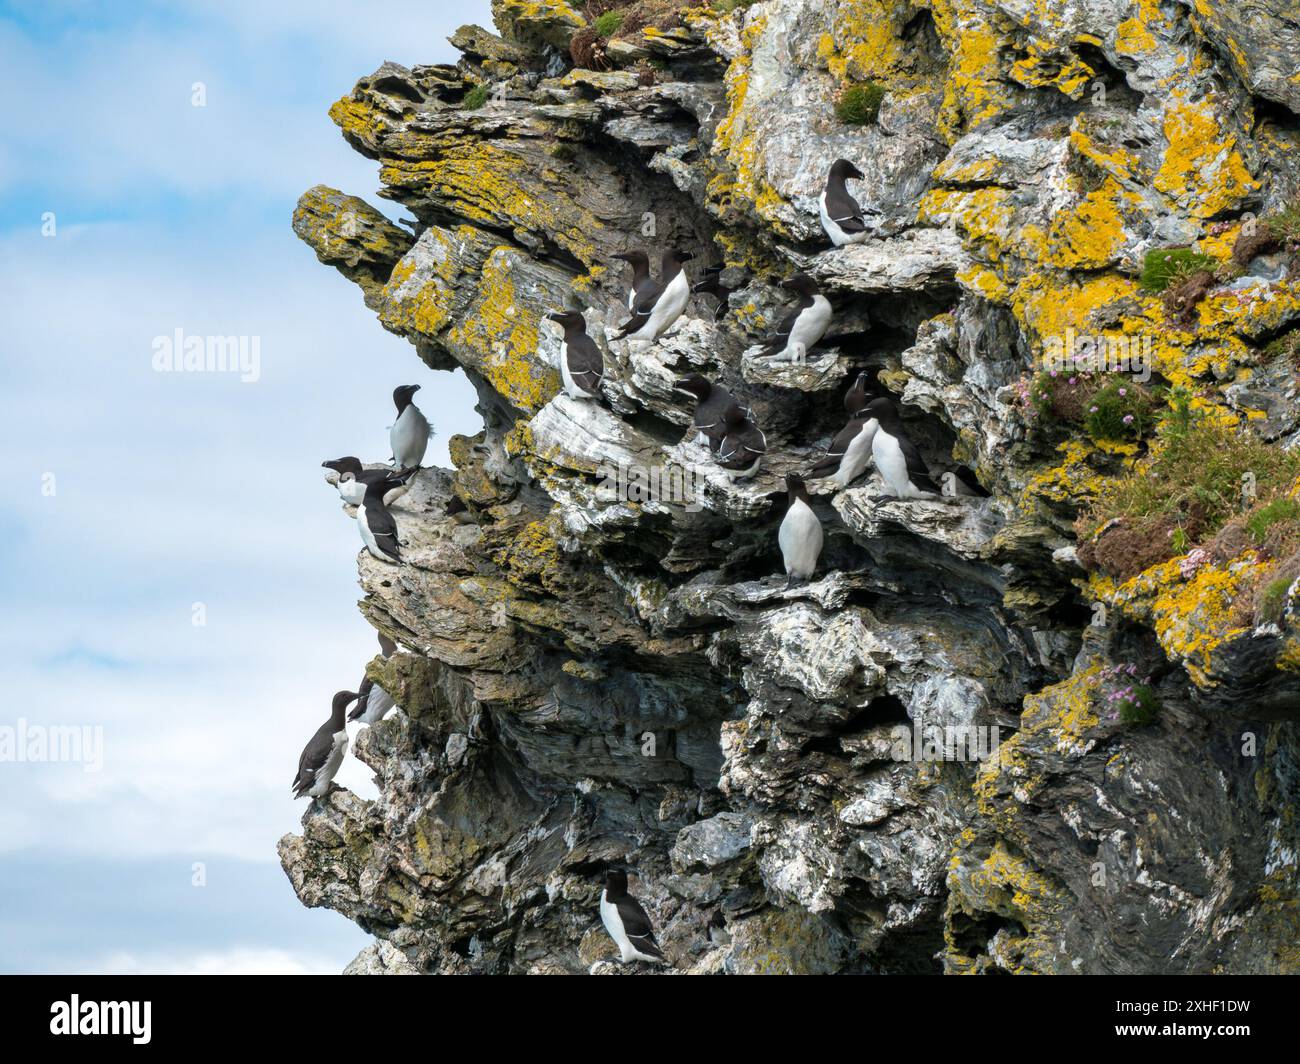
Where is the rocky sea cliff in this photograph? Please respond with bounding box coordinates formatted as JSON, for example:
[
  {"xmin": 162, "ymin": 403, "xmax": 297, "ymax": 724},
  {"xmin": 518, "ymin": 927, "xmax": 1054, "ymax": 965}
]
[{"xmin": 279, "ymin": 0, "xmax": 1300, "ymax": 974}]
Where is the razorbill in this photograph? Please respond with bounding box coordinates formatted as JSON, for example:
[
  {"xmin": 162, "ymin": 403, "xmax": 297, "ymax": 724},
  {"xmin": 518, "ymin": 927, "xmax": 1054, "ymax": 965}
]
[
  {"xmin": 692, "ymin": 263, "xmax": 735, "ymax": 321},
  {"xmin": 614, "ymin": 250, "xmax": 694, "ymax": 342},
  {"xmin": 357, "ymin": 475, "xmax": 407, "ymax": 563},
  {"xmin": 716, "ymin": 405, "xmax": 766, "ymax": 480},
  {"xmin": 844, "ymin": 372, "xmax": 874, "ymax": 417},
  {"xmin": 600, "ymin": 870, "xmax": 667, "ymax": 965},
  {"xmin": 350, "ymin": 633, "xmax": 400, "ymax": 725},
  {"xmin": 674, "ymin": 374, "xmax": 746, "ymax": 452},
  {"xmin": 611, "ymin": 250, "xmax": 654, "ymax": 311},
  {"xmin": 322, "ymin": 457, "xmax": 414, "ymax": 509},
  {"xmin": 292, "ymin": 690, "xmax": 358, "ymax": 800},
  {"xmin": 807, "ymin": 415, "xmax": 878, "ymax": 489},
  {"xmin": 545, "ymin": 310, "xmax": 604, "ymax": 400},
  {"xmin": 778, "ymin": 474, "xmax": 824, "ymax": 587},
  {"xmin": 758, "ymin": 274, "xmax": 832, "ymax": 361},
  {"xmin": 864, "ymin": 397, "xmax": 940, "ymax": 498},
  {"xmin": 389, "ymin": 384, "xmax": 431, "ymax": 472},
  {"xmin": 820, "ymin": 159, "xmax": 873, "ymax": 247}
]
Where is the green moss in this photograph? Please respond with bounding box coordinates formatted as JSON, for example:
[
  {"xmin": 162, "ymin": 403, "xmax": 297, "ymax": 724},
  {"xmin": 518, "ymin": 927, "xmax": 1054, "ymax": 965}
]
[
  {"xmin": 1247, "ymin": 498, "xmax": 1300, "ymax": 542},
  {"xmin": 593, "ymin": 10, "xmax": 623, "ymax": 36},
  {"xmin": 462, "ymin": 84, "xmax": 489, "ymax": 110},
  {"xmin": 835, "ymin": 81, "xmax": 886, "ymax": 125},
  {"xmin": 1139, "ymin": 248, "xmax": 1216, "ymax": 292},
  {"xmin": 1258, "ymin": 575, "xmax": 1295, "ymax": 623}
]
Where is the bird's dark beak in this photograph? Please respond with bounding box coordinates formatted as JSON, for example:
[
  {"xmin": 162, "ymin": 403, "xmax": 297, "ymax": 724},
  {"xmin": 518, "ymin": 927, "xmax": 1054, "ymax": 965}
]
[{"xmin": 546, "ymin": 312, "xmax": 562, "ymax": 322}]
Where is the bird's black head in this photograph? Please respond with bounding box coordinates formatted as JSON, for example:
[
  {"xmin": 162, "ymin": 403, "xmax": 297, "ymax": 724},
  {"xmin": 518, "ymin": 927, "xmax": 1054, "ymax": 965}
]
[
  {"xmin": 665, "ymin": 249, "xmax": 695, "ymax": 267},
  {"xmin": 863, "ymin": 396, "xmax": 897, "ymax": 425},
  {"xmin": 786, "ymin": 473, "xmax": 811, "ymax": 504},
  {"xmin": 673, "ymin": 374, "xmax": 711, "ymax": 400},
  {"xmin": 830, "ymin": 158, "xmax": 864, "ymax": 182},
  {"xmin": 322, "ymin": 456, "xmax": 363, "ymax": 476},
  {"xmin": 604, "ymin": 868, "xmax": 629, "ymax": 894},
  {"xmin": 393, "ymin": 384, "xmax": 421, "ymax": 412},
  {"xmin": 612, "ymin": 251, "xmax": 649, "ymax": 271},
  {"xmin": 546, "ymin": 310, "xmax": 585, "ymax": 330},
  {"xmin": 780, "ymin": 273, "xmax": 818, "ymax": 296},
  {"xmin": 331, "ymin": 690, "xmax": 359, "ymax": 716}
]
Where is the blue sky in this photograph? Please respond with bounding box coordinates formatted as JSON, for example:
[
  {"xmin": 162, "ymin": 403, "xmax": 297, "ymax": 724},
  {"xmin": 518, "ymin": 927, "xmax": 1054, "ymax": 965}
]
[{"xmin": 0, "ymin": 0, "xmax": 491, "ymax": 972}]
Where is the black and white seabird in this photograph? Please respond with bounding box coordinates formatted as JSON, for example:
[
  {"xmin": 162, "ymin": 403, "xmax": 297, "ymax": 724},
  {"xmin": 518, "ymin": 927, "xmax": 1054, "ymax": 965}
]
[
  {"xmin": 716, "ymin": 405, "xmax": 766, "ymax": 480},
  {"xmin": 807, "ymin": 414, "xmax": 878, "ymax": 489},
  {"xmin": 545, "ymin": 310, "xmax": 604, "ymax": 400},
  {"xmin": 611, "ymin": 251, "xmax": 655, "ymax": 312},
  {"xmin": 673, "ymin": 374, "xmax": 747, "ymax": 452},
  {"xmin": 778, "ymin": 473, "xmax": 824, "ymax": 587},
  {"xmin": 357, "ymin": 475, "xmax": 407, "ymax": 563},
  {"xmin": 692, "ymin": 263, "xmax": 735, "ymax": 321},
  {"xmin": 757, "ymin": 274, "xmax": 832, "ymax": 361},
  {"xmin": 600, "ymin": 870, "xmax": 667, "ymax": 965},
  {"xmin": 389, "ymin": 384, "xmax": 431, "ymax": 472},
  {"xmin": 614, "ymin": 250, "xmax": 694, "ymax": 342},
  {"xmin": 844, "ymin": 372, "xmax": 874, "ymax": 418},
  {"xmin": 292, "ymin": 690, "xmax": 358, "ymax": 800},
  {"xmin": 350, "ymin": 632, "xmax": 400, "ymax": 724},
  {"xmin": 820, "ymin": 159, "xmax": 873, "ymax": 247},
  {"xmin": 322, "ymin": 457, "xmax": 415, "ymax": 510},
  {"xmin": 864, "ymin": 397, "xmax": 940, "ymax": 498}
]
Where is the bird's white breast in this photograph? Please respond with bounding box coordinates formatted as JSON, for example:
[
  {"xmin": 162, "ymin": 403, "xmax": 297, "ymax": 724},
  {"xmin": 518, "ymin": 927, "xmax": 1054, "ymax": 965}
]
[
  {"xmin": 786, "ymin": 295, "xmax": 833, "ymax": 357},
  {"xmin": 834, "ymin": 421, "xmax": 877, "ymax": 488},
  {"xmin": 640, "ymin": 271, "xmax": 690, "ymax": 339},
  {"xmin": 872, "ymin": 430, "xmax": 911, "ymax": 496},
  {"xmin": 390, "ymin": 405, "xmax": 430, "ymax": 470},
  {"xmin": 779, "ymin": 498, "xmax": 823, "ymax": 578}
]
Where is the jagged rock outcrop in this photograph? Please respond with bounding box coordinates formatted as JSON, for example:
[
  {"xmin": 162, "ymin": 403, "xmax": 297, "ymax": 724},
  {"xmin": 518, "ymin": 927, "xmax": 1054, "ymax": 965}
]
[{"xmin": 281, "ymin": 0, "xmax": 1300, "ymax": 974}]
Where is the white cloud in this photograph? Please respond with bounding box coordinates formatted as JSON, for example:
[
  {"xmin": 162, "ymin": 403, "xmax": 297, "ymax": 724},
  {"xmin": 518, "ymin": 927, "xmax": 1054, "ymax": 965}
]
[{"xmin": 90, "ymin": 946, "xmax": 347, "ymax": 975}]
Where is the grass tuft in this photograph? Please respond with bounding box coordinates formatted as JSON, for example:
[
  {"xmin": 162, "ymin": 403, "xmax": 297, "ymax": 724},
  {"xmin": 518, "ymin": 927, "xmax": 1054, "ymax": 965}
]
[{"xmin": 835, "ymin": 82, "xmax": 886, "ymax": 125}]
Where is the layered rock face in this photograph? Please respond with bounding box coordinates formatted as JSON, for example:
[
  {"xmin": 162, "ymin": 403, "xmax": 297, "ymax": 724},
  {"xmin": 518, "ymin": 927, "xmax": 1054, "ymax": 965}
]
[{"xmin": 280, "ymin": 0, "xmax": 1300, "ymax": 974}]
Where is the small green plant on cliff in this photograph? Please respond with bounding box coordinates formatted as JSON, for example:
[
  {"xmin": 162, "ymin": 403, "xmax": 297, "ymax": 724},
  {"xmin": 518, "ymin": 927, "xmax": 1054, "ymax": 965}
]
[
  {"xmin": 1082, "ymin": 379, "xmax": 1156, "ymax": 443},
  {"xmin": 1100, "ymin": 664, "xmax": 1159, "ymax": 726},
  {"xmin": 835, "ymin": 81, "xmax": 886, "ymax": 125},
  {"xmin": 1139, "ymin": 248, "xmax": 1215, "ymax": 292},
  {"xmin": 1078, "ymin": 400, "xmax": 1300, "ymax": 578},
  {"xmin": 1247, "ymin": 497, "xmax": 1300, "ymax": 542},
  {"xmin": 463, "ymin": 84, "xmax": 489, "ymax": 110},
  {"xmin": 593, "ymin": 9, "xmax": 624, "ymax": 35}
]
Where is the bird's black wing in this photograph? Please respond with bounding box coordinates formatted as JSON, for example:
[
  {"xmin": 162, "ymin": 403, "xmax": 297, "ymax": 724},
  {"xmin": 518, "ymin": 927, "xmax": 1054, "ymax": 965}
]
[
  {"xmin": 825, "ymin": 185, "xmax": 867, "ymax": 234},
  {"xmin": 614, "ymin": 278, "xmax": 665, "ymax": 338},
  {"xmin": 567, "ymin": 331, "xmax": 605, "ymax": 396},
  {"xmin": 349, "ymin": 676, "xmax": 373, "ymax": 722},
  {"xmin": 760, "ymin": 305, "xmax": 803, "ymax": 356},
  {"xmin": 717, "ymin": 424, "xmax": 766, "ymax": 468},
  {"xmin": 616, "ymin": 897, "xmax": 665, "ymax": 959},
  {"xmin": 292, "ymin": 721, "xmax": 334, "ymax": 796},
  {"xmin": 365, "ymin": 501, "xmax": 403, "ymax": 561},
  {"xmin": 898, "ymin": 434, "xmax": 939, "ymax": 494},
  {"xmin": 807, "ymin": 419, "xmax": 864, "ymax": 478}
]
